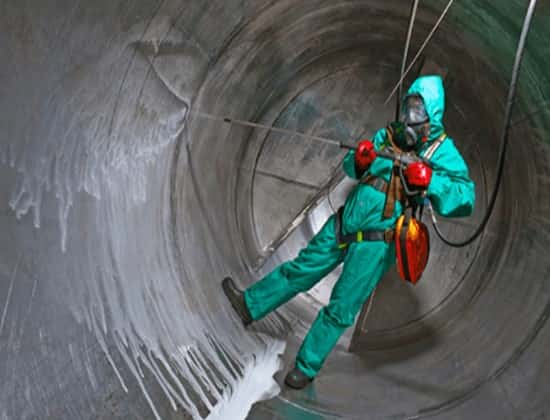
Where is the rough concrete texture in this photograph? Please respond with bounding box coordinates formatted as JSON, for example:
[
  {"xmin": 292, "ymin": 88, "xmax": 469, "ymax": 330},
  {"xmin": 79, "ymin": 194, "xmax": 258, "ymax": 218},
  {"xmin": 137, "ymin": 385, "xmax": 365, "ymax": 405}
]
[{"xmin": 1, "ymin": 0, "xmax": 549, "ymax": 419}]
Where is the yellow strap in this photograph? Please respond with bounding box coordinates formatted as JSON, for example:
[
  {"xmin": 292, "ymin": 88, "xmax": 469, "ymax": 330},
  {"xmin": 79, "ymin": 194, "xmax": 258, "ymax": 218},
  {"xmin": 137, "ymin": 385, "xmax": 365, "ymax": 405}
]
[{"xmin": 357, "ymin": 231, "xmax": 364, "ymax": 242}]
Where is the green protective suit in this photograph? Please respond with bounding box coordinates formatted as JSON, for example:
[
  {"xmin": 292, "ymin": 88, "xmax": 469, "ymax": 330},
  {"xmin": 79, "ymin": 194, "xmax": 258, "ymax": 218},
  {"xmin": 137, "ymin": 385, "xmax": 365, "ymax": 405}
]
[{"xmin": 244, "ymin": 75, "xmax": 476, "ymax": 378}]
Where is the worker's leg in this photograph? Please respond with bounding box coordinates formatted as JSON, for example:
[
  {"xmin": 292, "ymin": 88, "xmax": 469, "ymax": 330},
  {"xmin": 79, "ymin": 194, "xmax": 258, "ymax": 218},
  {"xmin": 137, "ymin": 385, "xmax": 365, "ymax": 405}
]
[
  {"xmin": 295, "ymin": 240, "xmax": 394, "ymax": 378},
  {"xmin": 244, "ymin": 215, "xmax": 343, "ymax": 321}
]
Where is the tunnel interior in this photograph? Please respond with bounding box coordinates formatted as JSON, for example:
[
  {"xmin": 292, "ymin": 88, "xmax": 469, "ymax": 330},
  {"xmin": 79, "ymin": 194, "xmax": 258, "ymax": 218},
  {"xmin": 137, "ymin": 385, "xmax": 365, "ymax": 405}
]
[{"xmin": 1, "ymin": 1, "xmax": 550, "ymax": 419}]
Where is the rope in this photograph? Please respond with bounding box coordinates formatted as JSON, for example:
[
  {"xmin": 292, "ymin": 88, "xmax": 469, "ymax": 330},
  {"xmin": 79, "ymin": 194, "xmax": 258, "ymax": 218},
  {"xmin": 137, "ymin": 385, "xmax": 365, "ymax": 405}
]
[
  {"xmin": 396, "ymin": 0, "xmax": 420, "ymax": 120},
  {"xmin": 384, "ymin": 0, "xmax": 456, "ymax": 106}
]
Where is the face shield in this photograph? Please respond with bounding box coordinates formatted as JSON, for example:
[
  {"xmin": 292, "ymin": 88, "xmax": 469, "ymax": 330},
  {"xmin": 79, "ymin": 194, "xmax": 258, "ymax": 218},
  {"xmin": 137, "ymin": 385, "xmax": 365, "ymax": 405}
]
[{"xmin": 399, "ymin": 94, "xmax": 430, "ymax": 149}]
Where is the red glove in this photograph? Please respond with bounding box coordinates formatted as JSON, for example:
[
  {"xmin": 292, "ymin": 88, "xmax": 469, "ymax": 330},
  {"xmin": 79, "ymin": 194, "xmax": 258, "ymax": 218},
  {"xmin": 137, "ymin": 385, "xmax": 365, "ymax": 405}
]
[
  {"xmin": 355, "ymin": 139, "xmax": 376, "ymax": 171},
  {"xmin": 405, "ymin": 162, "xmax": 432, "ymax": 189}
]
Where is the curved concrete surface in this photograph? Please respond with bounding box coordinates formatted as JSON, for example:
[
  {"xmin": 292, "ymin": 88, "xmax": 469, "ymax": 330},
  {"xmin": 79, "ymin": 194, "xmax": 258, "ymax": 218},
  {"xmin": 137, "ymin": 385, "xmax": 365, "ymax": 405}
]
[{"xmin": 1, "ymin": 1, "xmax": 550, "ymax": 419}]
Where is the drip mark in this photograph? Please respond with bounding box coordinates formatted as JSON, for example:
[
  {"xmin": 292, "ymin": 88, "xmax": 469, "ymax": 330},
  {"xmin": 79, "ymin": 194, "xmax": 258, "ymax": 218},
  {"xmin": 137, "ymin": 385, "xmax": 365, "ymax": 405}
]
[{"xmin": 0, "ymin": 254, "xmax": 22, "ymax": 337}]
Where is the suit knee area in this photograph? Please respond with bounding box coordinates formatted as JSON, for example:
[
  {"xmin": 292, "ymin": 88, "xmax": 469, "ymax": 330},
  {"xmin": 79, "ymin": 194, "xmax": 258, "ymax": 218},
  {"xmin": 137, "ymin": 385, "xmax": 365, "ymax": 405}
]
[
  {"xmin": 288, "ymin": 279, "xmax": 314, "ymax": 294},
  {"xmin": 280, "ymin": 265, "xmax": 317, "ymax": 294},
  {"xmin": 321, "ymin": 305, "xmax": 355, "ymax": 328}
]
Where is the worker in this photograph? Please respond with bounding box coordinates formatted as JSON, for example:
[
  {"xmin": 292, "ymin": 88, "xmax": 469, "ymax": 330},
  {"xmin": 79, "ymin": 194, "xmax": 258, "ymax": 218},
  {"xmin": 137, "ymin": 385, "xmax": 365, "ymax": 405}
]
[{"xmin": 222, "ymin": 75, "xmax": 475, "ymax": 389}]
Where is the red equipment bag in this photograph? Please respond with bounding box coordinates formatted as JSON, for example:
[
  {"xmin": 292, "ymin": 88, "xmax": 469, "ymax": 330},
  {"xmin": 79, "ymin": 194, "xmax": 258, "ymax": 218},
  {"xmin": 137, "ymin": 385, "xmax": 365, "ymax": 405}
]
[{"xmin": 395, "ymin": 210, "xmax": 430, "ymax": 284}]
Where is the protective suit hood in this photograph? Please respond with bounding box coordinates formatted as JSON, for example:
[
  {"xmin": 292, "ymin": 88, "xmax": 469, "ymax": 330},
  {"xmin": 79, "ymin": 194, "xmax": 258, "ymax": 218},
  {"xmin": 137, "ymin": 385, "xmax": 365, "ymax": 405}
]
[{"xmin": 406, "ymin": 75, "xmax": 446, "ymax": 142}]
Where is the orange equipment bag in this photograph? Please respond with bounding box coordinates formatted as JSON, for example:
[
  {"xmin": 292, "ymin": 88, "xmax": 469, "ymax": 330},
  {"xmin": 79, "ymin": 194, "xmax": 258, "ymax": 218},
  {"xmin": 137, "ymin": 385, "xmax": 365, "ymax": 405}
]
[{"xmin": 395, "ymin": 210, "xmax": 430, "ymax": 284}]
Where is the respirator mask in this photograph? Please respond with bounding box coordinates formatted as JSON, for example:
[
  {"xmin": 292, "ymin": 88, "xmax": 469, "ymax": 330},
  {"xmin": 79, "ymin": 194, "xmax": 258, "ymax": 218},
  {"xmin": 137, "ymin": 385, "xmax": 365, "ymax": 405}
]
[{"xmin": 397, "ymin": 94, "xmax": 430, "ymax": 150}]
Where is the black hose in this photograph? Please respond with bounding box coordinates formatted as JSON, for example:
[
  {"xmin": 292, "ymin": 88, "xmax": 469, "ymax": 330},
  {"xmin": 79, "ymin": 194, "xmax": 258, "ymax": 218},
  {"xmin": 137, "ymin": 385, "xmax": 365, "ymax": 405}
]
[{"xmin": 431, "ymin": 0, "xmax": 538, "ymax": 248}]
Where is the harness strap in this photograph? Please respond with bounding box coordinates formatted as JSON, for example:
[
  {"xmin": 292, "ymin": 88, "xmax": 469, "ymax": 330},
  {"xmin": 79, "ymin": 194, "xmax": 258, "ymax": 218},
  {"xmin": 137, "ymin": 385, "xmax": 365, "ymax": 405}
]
[
  {"xmin": 359, "ymin": 175, "xmax": 389, "ymax": 193},
  {"xmin": 335, "ymin": 207, "xmax": 394, "ymax": 253},
  {"xmin": 359, "ymin": 174, "xmax": 404, "ymax": 220},
  {"xmin": 385, "ymin": 165, "xmax": 405, "ymax": 218},
  {"xmin": 382, "ymin": 128, "xmax": 407, "ymax": 218},
  {"xmin": 423, "ymin": 133, "xmax": 447, "ymax": 160}
]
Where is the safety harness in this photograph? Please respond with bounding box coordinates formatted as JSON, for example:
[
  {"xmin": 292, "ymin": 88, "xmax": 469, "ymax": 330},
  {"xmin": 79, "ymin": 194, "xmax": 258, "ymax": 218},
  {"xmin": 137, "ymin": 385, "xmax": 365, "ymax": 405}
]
[
  {"xmin": 335, "ymin": 133, "xmax": 447, "ymax": 263},
  {"xmin": 335, "ymin": 180, "xmax": 395, "ymax": 253}
]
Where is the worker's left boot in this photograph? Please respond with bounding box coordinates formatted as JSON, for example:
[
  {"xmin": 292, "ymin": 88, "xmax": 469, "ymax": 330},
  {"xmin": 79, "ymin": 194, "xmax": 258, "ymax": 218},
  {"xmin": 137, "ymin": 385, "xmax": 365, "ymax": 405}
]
[
  {"xmin": 222, "ymin": 277, "xmax": 253, "ymax": 326},
  {"xmin": 284, "ymin": 367, "xmax": 313, "ymax": 389}
]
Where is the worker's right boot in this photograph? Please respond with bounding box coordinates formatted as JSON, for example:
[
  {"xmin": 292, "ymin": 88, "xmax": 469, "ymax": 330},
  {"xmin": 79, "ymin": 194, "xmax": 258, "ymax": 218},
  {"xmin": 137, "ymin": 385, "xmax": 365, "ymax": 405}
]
[
  {"xmin": 222, "ymin": 277, "xmax": 253, "ymax": 326},
  {"xmin": 284, "ymin": 367, "xmax": 313, "ymax": 389}
]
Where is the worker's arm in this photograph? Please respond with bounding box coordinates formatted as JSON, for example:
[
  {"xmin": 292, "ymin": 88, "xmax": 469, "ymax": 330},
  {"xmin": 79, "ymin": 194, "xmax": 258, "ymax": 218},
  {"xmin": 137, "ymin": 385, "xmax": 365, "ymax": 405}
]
[
  {"xmin": 343, "ymin": 128, "xmax": 387, "ymax": 179},
  {"xmin": 426, "ymin": 139, "xmax": 475, "ymax": 218}
]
